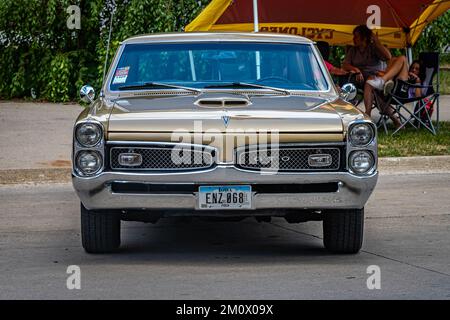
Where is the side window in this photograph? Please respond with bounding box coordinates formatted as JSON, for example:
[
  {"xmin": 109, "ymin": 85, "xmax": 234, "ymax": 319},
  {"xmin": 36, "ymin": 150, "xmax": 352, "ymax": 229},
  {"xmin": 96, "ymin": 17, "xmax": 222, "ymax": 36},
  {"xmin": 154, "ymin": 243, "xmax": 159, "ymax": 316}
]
[
  {"xmin": 193, "ymin": 51, "xmax": 216, "ymax": 81},
  {"xmin": 137, "ymin": 51, "xmax": 191, "ymax": 82},
  {"xmin": 260, "ymin": 51, "xmax": 288, "ymax": 79},
  {"xmin": 308, "ymin": 50, "xmax": 328, "ymax": 90},
  {"xmin": 218, "ymin": 51, "xmax": 255, "ymax": 81},
  {"xmin": 192, "ymin": 50, "xmax": 255, "ymax": 82}
]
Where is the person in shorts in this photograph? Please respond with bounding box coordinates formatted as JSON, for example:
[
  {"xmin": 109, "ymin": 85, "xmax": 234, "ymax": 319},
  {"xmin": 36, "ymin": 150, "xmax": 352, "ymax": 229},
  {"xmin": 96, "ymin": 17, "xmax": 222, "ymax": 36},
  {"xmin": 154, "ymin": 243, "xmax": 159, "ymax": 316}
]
[{"xmin": 342, "ymin": 25, "xmax": 392, "ymax": 117}]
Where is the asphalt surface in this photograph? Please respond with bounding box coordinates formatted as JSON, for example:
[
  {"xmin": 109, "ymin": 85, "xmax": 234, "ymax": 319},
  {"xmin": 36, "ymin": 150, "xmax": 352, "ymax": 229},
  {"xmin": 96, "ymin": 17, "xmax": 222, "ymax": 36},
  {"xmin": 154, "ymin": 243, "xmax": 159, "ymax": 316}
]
[
  {"xmin": 0, "ymin": 101, "xmax": 83, "ymax": 170},
  {"xmin": 0, "ymin": 172, "xmax": 449, "ymax": 299}
]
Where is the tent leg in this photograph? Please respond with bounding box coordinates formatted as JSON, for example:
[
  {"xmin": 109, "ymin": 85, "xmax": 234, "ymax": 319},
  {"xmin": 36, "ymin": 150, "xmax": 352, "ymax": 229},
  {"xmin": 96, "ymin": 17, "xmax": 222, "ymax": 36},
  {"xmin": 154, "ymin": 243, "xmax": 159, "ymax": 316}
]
[
  {"xmin": 253, "ymin": 0, "xmax": 261, "ymax": 79},
  {"xmin": 406, "ymin": 47, "xmax": 413, "ymax": 64},
  {"xmin": 437, "ymin": 63, "xmax": 440, "ymax": 132},
  {"xmin": 253, "ymin": 0, "xmax": 259, "ymax": 32}
]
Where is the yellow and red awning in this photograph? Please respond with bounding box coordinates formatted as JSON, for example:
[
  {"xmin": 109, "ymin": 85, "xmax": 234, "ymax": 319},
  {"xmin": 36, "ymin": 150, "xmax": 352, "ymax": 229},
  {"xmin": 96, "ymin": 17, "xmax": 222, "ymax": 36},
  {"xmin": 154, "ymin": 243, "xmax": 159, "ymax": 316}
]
[{"xmin": 186, "ymin": 0, "xmax": 450, "ymax": 48}]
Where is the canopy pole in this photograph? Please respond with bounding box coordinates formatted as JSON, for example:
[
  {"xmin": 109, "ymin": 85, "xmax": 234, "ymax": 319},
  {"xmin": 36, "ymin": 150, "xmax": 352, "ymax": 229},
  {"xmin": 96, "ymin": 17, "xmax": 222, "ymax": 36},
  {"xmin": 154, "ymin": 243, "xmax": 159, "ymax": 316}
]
[
  {"xmin": 253, "ymin": 0, "xmax": 259, "ymax": 32},
  {"xmin": 253, "ymin": 0, "xmax": 261, "ymax": 79},
  {"xmin": 188, "ymin": 50, "xmax": 197, "ymax": 81},
  {"xmin": 406, "ymin": 47, "xmax": 413, "ymax": 65}
]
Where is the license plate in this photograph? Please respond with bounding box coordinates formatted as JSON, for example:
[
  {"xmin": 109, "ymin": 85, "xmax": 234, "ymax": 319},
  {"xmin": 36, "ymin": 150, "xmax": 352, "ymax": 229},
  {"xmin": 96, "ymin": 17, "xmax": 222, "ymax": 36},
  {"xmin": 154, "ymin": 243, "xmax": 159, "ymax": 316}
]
[{"xmin": 198, "ymin": 185, "xmax": 252, "ymax": 210}]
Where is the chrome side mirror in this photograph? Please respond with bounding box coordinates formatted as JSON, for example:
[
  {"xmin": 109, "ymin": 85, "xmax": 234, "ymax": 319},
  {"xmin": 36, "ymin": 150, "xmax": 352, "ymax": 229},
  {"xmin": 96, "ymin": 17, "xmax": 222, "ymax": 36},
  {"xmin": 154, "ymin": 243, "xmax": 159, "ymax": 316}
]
[
  {"xmin": 80, "ymin": 85, "xmax": 95, "ymax": 103},
  {"xmin": 340, "ymin": 83, "xmax": 357, "ymax": 102}
]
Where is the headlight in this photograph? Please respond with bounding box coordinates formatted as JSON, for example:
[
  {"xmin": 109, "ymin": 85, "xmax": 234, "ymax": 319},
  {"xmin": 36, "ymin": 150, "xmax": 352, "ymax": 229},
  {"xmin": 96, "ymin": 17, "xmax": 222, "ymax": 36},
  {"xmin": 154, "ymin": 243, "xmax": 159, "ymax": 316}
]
[
  {"xmin": 349, "ymin": 123, "xmax": 374, "ymax": 147},
  {"xmin": 76, "ymin": 151, "xmax": 103, "ymax": 176},
  {"xmin": 349, "ymin": 151, "xmax": 375, "ymax": 174},
  {"xmin": 75, "ymin": 123, "xmax": 102, "ymax": 147}
]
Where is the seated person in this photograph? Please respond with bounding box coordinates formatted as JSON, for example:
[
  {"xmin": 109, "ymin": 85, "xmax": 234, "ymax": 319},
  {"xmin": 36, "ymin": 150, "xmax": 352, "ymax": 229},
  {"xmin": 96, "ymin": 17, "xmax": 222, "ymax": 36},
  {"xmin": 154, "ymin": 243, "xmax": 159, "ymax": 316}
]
[
  {"xmin": 342, "ymin": 25, "xmax": 392, "ymax": 117},
  {"xmin": 368, "ymin": 59, "xmax": 423, "ymax": 129},
  {"xmin": 325, "ymin": 60, "xmax": 350, "ymax": 77},
  {"xmin": 407, "ymin": 60, "xmax": 426, "ymax": 102},
  {"xmin": 316, "ymin": 41, "xmax": 349, "ymax": 77},
  {"xmin": 367, "ymin": 58, "xmax": 422, "ymax": 97}
]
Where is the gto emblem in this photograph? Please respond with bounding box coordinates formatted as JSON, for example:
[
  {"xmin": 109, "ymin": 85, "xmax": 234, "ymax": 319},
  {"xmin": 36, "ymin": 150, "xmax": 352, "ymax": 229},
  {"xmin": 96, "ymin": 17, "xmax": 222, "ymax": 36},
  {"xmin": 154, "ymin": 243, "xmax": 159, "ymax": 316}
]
[
  {"xmin": 222, "ymin": 116, "xmax": 230, "ymax": 128},
  {"xmin": 118, "ymin": 153, "xmax": 143, "ymax": 167},
  {"xmin": 308, "ymin": 154, "xmax": 332, "ymax": 167}
]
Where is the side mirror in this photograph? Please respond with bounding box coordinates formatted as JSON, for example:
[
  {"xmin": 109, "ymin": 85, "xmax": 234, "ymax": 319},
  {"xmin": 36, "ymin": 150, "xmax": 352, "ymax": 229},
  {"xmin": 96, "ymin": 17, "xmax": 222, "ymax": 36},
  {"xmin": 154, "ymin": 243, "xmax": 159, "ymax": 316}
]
[
  {"xmin": 340, "ymin": 83, "xmax": 357, "ymax": 102},
  {"xmin": 80, "ymin": 85, "xmax": 95, "ymax": 103}
]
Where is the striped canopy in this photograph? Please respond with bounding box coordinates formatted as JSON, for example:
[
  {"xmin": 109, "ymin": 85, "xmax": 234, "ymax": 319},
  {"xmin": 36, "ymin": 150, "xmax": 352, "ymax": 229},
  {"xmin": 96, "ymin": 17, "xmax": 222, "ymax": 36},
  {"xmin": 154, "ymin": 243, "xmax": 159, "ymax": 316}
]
[{"xmin": 186, "ymin": 0, "xmax": 450, "ymax": 48}]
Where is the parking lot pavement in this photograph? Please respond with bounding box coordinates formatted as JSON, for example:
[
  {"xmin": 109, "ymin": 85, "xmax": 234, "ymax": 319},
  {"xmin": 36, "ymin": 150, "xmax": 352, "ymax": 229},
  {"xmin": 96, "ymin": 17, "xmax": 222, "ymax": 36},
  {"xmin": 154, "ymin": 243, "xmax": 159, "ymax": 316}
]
[
  {"xmin": 0, "ymin": 101, "xmax": 83, "ymax": 170},
  {"xmin": 0, "ymin": 173, "xmax": 449, "ymax": 299}
]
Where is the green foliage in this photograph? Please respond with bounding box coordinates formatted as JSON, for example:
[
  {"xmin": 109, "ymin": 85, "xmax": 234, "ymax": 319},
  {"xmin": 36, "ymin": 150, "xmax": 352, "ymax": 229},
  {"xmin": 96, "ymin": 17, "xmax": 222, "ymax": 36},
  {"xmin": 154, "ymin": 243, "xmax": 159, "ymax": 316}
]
[
  {"xmin": 0, "ymin": 0, "xmax": 208, "ymax": 102},
  {"xmin": 413, "ymin": 11, "xmax": 450, "ymax": 59}
]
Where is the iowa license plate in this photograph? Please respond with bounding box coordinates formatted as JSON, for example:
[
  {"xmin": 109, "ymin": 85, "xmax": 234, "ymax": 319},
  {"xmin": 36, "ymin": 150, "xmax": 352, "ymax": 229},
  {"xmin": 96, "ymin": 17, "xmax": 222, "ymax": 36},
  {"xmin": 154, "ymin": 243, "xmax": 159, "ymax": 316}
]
[{"xmin": 198, "ymin": 185, "xmax": 252, "ymax": 210}]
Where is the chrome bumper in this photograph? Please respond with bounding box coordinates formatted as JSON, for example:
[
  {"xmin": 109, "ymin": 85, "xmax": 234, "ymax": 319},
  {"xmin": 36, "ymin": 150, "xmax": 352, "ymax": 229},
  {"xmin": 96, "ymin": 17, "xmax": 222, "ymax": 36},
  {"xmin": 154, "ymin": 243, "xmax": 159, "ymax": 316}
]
[{"xmin": 72, "ymin": 165, "xmax": 378, "ymax": 212}]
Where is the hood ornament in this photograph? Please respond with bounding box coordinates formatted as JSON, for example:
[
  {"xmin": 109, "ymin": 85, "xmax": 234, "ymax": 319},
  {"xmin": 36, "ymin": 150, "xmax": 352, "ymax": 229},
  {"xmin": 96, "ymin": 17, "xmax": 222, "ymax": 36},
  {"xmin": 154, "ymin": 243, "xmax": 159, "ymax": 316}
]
[{"xmin": 222, "ymin": 115, "xmax": 230, "ymax": 128}]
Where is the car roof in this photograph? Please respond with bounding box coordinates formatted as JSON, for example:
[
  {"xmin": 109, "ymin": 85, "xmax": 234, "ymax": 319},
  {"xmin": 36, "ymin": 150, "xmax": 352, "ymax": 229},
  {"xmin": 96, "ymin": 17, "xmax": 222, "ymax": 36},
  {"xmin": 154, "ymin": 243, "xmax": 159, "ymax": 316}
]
[{"xmin": 121, "ymin": 32, "xmax": 314, "ymax": 45}]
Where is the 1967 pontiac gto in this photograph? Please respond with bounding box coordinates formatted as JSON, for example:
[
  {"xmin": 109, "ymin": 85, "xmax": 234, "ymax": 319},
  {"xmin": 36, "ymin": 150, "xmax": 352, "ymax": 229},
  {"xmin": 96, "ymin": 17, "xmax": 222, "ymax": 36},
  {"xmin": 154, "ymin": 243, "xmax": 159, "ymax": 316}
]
[{"xmin": 73, "ymin": 32, "xmax": 378, "ymax": 254}]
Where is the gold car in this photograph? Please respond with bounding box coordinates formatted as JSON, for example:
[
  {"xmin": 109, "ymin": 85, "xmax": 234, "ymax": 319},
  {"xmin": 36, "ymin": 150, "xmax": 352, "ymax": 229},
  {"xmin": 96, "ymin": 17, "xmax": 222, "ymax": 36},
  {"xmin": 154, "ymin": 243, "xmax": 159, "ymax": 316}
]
[{"xmin": 73, "ymin": 32, "xmax": 378, "ymax": 254}]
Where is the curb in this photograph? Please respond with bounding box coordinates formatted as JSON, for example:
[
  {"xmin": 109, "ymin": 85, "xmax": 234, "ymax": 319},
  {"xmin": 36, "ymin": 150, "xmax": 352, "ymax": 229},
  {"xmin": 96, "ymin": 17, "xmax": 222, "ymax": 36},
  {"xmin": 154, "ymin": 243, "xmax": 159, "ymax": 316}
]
[
  {"xmin": 0, "ymin": 156, "xmax": 450, "ymax": 185},
  {"xmin": 0, "ymin": 168, "xmax": 72, "ymax": 185},
  {"xmin": 378, "ymin": 155, "xmax": 450, "ymax": 174}
]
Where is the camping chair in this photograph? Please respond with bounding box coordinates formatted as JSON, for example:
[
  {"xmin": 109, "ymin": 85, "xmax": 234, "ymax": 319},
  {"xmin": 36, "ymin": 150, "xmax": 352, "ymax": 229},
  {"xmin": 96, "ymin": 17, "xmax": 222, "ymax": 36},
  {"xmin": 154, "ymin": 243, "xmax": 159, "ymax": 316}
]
[{"xmin": 377, "ymin": 52, "xmax": 440, "ymax": 135}]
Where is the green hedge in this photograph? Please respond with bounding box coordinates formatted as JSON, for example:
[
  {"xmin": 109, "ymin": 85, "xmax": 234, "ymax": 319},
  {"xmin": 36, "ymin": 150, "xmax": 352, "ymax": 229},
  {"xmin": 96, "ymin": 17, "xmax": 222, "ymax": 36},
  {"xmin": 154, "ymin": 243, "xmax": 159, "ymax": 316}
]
[
  {"xmin": 0, "ymin": 0, "xmax": 209, "ymax": 102},
  {"xmin": 0, "ymin": 1, "xmax": 448, "ymax": 102}
]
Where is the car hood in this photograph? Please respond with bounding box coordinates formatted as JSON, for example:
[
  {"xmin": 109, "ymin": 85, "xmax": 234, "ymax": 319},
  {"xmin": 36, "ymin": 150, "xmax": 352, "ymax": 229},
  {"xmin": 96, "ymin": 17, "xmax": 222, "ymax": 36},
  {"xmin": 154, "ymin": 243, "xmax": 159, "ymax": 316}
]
[{"xmin": 107, "ymin": 93, "xmax": 345, "ymax": 133}]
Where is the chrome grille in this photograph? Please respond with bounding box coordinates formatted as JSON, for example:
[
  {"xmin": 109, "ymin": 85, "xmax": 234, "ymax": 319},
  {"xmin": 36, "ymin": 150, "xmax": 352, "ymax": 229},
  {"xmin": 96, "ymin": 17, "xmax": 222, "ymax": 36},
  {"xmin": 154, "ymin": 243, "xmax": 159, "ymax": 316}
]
[
  {"xmin": 237, "ymin": 147, "xmax": 341, "ymax": 171},
  {"xmin": 110, "ymin": 145, "xmax": 215, "ymax": 171}
]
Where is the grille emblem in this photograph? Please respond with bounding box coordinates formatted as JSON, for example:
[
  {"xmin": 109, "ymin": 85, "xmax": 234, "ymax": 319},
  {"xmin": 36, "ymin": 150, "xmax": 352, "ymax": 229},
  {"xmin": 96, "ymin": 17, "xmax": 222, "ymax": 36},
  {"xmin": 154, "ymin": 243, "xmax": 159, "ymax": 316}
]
[
  {"xmin": 222, "ymin": 116, "xmax": 230, "ymax": 128},
  {"xmin": 308, "ymin": 154, "xmax": 332, "ymax": 167},
  {"xmin": 118, "ymin": 153, "xmax": 143, "ymax": 167}
]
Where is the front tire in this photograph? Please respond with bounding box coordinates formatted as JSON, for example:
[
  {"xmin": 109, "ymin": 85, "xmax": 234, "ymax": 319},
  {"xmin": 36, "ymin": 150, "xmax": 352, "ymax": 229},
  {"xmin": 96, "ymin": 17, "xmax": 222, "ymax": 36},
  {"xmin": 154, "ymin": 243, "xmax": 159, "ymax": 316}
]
[
  {"xmin": 81, "ymin": 203, "xmax": 121, "ymax": 253},
  {"xmin": 323, "ymin": 208, "xmax": 364, "ymax": 254}
]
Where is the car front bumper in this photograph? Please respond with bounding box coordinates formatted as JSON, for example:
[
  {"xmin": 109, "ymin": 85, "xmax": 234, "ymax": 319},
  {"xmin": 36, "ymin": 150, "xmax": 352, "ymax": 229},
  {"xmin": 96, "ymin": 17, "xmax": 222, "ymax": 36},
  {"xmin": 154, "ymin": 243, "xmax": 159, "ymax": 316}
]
[{"xmin": 72, "ymin": 165, "xmax": 378, "ymax": 212}]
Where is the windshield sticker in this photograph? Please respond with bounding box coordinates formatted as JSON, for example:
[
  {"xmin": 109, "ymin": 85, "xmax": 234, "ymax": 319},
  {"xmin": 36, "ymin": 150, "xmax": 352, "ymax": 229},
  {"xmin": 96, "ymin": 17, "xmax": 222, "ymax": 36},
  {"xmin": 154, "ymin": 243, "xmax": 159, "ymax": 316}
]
[{"xmin": 112, "ymin": 66, "xmax": 129, "ymax": 84}]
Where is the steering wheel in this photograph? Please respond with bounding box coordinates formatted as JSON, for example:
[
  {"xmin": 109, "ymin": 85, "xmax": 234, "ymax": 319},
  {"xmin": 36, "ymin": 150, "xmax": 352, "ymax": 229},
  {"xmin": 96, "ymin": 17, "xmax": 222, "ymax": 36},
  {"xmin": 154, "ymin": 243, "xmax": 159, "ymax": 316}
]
[{"xmin": 255, "ymin": 76, "xmax": 292, "ymax": 84}]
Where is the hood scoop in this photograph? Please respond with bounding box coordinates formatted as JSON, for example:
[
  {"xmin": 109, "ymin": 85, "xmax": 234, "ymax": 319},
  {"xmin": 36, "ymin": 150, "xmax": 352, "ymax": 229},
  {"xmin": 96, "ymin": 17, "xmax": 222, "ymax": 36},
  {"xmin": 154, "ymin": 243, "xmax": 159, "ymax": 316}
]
[{"xmin": 194, "ymin": 94, "xmax": 251, "ymax": 108}]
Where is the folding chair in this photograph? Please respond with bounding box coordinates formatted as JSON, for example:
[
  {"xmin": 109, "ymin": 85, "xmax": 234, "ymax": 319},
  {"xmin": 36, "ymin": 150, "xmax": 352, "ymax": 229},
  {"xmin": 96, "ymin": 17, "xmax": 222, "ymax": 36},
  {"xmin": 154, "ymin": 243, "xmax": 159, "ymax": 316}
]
[
  {"xmin": 373, "ymin": 91, "xmax": 392, "ymax": 134},
  {"xmin": 379, "ymin": 52, "xmax": 440, "ymax": 135}
]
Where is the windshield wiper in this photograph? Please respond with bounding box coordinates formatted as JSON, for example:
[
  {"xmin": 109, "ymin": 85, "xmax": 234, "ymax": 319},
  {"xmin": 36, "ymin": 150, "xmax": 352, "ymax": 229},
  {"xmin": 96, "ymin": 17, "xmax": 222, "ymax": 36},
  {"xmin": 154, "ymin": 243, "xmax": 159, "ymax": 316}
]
[
  {"xmin": 118, "ymin": 82, "xmax": 201, "ymax": 94},
  {"xmin": 204, "ymin": 82, "xmax": 290, "ymax": 95}
]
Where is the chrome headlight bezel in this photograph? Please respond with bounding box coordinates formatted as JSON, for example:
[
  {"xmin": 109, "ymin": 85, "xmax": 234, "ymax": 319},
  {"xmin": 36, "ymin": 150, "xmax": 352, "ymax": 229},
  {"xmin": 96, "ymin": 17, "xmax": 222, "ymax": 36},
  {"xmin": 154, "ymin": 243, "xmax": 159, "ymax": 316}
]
[
  {"xmin": 75, "ymin": 122, "xmax": 103, "ymax": 148},
  {"xmin": 73, "ymin": 120, "xmax": 105, "ymax": 177},
  {"xmin": 75, "ymin": 150, "xmax": 103, "ymax": 176},
  {"xmin": 348, "ymin": 150, "xmax": 376, "ymax": 175},
  {"xmin": 346, "ymin": 120, "xmax": 378, "ymax": 176},
  {"xmin": 348, "ymin": 122, "xmax": 375, "ymax": 147}
]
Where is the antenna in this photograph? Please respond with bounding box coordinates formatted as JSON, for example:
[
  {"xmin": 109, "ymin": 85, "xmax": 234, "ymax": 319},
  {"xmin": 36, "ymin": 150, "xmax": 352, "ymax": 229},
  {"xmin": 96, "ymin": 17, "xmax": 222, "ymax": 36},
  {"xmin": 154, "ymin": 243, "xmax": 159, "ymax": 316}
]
[{"xmin": 102, "ymin": 7, "xmax": 116, "ymax": 86}]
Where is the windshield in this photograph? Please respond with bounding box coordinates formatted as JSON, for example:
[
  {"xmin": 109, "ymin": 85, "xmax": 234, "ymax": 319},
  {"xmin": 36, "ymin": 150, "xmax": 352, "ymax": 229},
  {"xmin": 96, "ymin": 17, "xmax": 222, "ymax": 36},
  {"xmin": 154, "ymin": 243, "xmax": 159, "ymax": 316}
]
[{"xmin": 109, "ymin": 42, "xmax": 329, "ymax": 92}]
